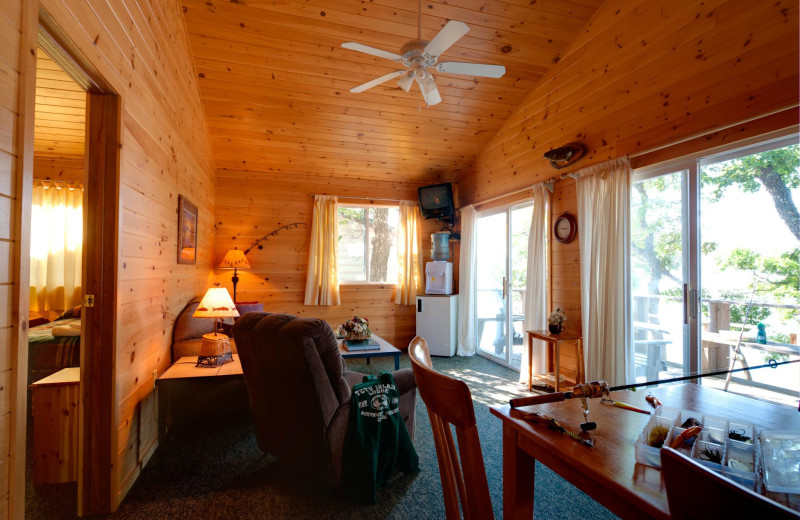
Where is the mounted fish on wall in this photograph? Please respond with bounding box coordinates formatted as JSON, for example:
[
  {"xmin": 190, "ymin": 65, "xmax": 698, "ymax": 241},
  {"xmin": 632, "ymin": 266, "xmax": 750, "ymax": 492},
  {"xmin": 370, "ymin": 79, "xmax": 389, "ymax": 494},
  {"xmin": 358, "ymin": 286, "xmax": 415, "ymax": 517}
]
[{"xmin": 544, "ymin": 142, "xmax": 585, "ymax": 169}]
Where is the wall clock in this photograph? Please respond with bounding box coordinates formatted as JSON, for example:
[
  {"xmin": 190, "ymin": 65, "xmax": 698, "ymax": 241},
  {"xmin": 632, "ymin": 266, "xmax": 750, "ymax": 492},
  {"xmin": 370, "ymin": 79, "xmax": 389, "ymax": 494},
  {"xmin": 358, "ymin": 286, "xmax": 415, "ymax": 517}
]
[{"xmin": 554, "ymin": 213, "xmax": 577, "ymax": 243}]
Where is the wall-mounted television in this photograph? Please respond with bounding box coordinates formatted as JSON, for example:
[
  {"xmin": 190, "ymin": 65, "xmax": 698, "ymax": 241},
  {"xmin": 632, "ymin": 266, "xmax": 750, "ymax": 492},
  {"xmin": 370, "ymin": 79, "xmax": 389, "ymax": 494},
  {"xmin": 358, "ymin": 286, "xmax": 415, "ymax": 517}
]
[{"xmin": 418, "ymin": 183, "xmax": 455, "ymax": 224}]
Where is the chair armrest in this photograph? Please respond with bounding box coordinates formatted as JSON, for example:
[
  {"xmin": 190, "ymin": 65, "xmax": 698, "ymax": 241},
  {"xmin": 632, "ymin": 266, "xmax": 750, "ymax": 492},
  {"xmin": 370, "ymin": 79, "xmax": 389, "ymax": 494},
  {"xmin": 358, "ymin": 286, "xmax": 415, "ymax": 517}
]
[{"xmin": 391, "ymin": 368, "xmax": 416, "ymax": 394}]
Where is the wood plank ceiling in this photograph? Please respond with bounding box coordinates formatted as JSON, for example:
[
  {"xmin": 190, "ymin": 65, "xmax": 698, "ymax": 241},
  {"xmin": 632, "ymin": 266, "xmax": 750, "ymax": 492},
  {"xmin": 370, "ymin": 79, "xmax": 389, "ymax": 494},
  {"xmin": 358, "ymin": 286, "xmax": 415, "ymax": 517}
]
[
  {"xmin": 34, "ymin": 48, "xmax": 85, "ymax": 158},
  {"xmin": 181, "ymin": 0, "xmax": 603, "ymax": 184}
]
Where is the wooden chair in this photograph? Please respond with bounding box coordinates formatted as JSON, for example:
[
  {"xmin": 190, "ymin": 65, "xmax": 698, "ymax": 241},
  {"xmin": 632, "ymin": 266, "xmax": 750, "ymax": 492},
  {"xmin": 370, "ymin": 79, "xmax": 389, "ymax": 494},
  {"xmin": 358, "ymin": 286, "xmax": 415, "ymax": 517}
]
[
  {"xmin": 661, "ymin": 447, "xmax": 799, "ymax": 519},
  {"xmin": 408, "ymin": 336, "xmax": 494, "ymax": 520}
]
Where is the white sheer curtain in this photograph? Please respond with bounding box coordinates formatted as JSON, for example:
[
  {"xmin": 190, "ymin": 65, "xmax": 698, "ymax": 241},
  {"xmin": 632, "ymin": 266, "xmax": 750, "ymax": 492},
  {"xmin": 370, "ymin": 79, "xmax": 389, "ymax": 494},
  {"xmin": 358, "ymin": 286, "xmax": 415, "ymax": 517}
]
[
  {"xmin": 30, "ymin": 183, "xmax": 83, "ymax": 312},
  {"xmin": 395, "ymin": 201, "xmax": 423, "ymax": 305},
  {"xmin": 575, "ymin": 157, "xmax": 633, "ymax": 386},
  {"xmin": 457, "ymin": 205, "xmax": 477, "ymax": 356},
  {"xmin": 304, "ymin": 195, "xmax": 341, "ymax": 306},
  {"xmin": 520, "ymin": 185, "xmax": 550, "ymax": 384}
]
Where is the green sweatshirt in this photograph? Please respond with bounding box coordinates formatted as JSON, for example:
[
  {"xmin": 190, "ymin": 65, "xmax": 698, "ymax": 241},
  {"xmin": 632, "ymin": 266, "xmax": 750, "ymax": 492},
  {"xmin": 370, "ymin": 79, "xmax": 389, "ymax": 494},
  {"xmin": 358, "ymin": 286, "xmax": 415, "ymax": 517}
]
[{"xmin": 343, "ymin": 372, "xmax": 419, "ymax": 503}]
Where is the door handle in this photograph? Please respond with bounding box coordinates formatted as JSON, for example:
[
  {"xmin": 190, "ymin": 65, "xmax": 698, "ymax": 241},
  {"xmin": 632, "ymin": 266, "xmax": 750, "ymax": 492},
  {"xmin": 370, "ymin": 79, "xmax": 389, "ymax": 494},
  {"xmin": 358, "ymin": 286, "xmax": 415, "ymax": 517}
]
[
  {"xmin": 502, "ymin": 276, "xmax": 506, "ymax": 300},
  {"xmin": 688, "ymin": 289, "xmax": 698, "ymax": 319},
  {"xmin": 683, "ymin": 284, "xmax": 688, "ymax": 324}
]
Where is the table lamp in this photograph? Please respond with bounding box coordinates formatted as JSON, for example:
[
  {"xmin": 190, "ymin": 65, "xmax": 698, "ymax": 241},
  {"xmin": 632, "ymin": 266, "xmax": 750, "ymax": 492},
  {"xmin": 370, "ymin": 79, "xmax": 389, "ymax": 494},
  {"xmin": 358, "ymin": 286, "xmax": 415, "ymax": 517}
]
[
  {"xmin": 193, "ymin": 284, "xmax": 240, "ymax": 367},
  {"xmin": 218, "ymin": 248, "xmax": 251, "ymax": 302}
]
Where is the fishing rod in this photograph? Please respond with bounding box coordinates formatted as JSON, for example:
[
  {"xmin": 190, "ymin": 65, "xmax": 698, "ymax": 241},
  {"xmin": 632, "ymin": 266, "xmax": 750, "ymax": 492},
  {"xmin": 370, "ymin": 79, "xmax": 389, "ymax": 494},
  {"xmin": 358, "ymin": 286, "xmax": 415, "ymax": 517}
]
[{"xmin": 509, "ymin": 357, "xmax": 800, "ymax": 435}]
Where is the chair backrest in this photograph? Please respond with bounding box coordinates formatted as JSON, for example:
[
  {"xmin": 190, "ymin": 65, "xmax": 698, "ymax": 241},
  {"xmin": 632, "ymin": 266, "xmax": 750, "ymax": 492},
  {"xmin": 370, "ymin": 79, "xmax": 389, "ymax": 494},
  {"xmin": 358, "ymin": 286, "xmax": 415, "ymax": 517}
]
[
  {"xmin": 233, "ymin": 313, "xmax": 351, "ymax": 474},
  {"xmin": 408, "ymin": 336, "xmax": 494, "ymax": 520},
  {"xmin": 661, "ymin": 447, "xmax": 799, "ymax": 519}
]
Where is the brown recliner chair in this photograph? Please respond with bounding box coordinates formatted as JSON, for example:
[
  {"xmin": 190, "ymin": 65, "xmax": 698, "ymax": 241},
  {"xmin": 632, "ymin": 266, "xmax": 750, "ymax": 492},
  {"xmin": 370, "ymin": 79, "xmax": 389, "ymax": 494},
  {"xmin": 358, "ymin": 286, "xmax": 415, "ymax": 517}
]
[{"xmin": 233, "ymin": 312, "xmax": 417, "ymax": 486}]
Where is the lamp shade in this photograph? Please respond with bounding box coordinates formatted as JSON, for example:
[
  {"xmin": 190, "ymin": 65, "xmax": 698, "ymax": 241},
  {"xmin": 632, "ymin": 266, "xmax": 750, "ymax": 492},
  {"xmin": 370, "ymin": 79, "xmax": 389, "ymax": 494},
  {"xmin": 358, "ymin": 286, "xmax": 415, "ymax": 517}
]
[
  {"xmin": 218, "ymin": 249, "xmax": 251, "ymax": 270},
  {"xmin": 193, "ymin": 287, "xmax": 240, "ymax": 318}
]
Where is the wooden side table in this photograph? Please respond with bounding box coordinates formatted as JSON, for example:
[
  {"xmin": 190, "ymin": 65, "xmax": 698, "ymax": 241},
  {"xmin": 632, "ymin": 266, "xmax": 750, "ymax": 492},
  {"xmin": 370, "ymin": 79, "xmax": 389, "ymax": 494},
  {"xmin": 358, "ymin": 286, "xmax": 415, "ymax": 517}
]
[
  {"xmin": 31, "ymin": 367, "xmax": 80, "ymax": 484},
  {"xmin": 525, "ymin": 330, "xmax": 584, "ymax": 392}
]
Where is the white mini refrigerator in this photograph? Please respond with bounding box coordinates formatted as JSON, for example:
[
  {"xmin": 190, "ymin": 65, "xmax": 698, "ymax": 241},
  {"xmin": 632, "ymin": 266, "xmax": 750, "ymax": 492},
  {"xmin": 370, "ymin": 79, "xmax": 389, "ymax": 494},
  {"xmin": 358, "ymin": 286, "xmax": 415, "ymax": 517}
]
[{"xmin": 416, "ymin": 294, "xmax": 458, "ymax": 357}]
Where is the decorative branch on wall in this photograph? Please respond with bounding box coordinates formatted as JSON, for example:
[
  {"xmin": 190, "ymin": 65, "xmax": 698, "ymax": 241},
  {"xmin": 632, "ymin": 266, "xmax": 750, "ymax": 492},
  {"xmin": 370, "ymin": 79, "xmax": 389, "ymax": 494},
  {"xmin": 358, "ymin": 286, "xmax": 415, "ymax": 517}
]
[{"xmin": 243, "ymin": 222, "xmax": 307, "ymax": 255}]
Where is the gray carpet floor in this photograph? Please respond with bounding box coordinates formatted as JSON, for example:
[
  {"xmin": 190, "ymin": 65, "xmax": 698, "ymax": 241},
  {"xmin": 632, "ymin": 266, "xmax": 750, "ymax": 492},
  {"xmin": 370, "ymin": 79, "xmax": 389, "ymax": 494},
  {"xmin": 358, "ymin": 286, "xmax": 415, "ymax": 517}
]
[{"xmin": 27, "ymin": 353, "xmax": 618, "ymax": 519}]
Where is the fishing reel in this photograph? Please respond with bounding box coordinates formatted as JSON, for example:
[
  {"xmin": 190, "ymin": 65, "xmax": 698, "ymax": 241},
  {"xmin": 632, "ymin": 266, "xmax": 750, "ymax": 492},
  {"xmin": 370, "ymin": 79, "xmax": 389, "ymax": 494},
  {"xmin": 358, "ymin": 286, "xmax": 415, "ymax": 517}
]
[{"xmin": 510, "ymin": 380, "xmax": 609, "ymax": 431}]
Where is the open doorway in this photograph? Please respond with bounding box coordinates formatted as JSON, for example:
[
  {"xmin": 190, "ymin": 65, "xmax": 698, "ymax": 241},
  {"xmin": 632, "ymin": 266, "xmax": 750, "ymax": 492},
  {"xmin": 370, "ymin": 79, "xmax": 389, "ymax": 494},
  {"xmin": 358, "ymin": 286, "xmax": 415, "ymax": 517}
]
[
  {"xmin": 14, "ymin": 15, "xmax": 120, "ymax": 516},
  {"xmin": 25, "ymin": 42, "xmax": 86, "ymax": 504}
]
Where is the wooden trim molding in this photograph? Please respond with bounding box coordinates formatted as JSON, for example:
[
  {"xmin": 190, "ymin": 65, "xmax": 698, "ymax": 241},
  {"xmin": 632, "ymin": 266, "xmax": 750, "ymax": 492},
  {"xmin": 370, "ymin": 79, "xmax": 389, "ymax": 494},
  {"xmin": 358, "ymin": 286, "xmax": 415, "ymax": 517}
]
[
  {"xmin": 10, "ymin": 2, "xmax": 40, "ymax": 518},
  {"xmin": 79, "ymin": 92, "xmax": 120, "ymax": 517}
]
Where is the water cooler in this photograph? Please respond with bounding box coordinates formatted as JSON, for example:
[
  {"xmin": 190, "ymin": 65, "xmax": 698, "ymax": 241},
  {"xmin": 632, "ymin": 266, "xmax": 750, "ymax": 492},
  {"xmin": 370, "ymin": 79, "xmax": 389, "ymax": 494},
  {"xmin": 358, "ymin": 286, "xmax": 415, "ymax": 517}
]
[{"xmin": 417, "ymin": 232, "xmax": 458, "ymax": 356}]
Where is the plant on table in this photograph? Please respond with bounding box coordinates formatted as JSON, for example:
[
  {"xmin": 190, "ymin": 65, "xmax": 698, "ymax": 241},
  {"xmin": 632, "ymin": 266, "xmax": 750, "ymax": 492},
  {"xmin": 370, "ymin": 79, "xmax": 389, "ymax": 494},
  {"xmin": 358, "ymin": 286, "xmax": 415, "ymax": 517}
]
[
  {"xmin": 548, "ymin": 307, "xmax": 567, "ymax": 334},
  {"xmin": 337, "ymin": 316, "xmax": 372, "ymax": 341}
]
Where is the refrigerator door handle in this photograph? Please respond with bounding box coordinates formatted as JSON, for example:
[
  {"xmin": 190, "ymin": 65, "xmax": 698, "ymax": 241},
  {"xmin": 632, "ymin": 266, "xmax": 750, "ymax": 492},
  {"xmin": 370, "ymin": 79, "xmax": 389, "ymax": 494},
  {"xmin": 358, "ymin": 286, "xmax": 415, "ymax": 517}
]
[{"xmin": 417, "ymin": 299, "xmax": 422, "ymax": 313}]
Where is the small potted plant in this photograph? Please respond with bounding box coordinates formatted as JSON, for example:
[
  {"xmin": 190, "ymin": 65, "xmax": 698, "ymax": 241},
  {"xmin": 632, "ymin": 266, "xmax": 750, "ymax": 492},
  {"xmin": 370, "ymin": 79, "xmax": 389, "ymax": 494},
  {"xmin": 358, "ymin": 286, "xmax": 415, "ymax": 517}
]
[
  {"xmin": 548, "ymin": 307, "xmax": 567, "ymax": 334},
  {"xmin": 337, "ymin": 316, "xmax": 372, "ymax": 343}
]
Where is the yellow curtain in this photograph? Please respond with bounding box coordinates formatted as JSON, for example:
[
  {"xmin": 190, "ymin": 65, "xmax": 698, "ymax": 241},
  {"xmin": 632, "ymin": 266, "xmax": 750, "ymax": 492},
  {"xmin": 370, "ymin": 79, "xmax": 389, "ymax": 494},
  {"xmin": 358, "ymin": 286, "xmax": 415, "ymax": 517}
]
[
  {"xmin": 304, "ymin": 195, "xmax": 341, "ymax": 306},
  {"xmin": 30, "ymin": 183, "xmax": 83, "ymax": 312},
  {"xmin": 395, "ymin": 201, "xmax": 423, "ymax": 305}
]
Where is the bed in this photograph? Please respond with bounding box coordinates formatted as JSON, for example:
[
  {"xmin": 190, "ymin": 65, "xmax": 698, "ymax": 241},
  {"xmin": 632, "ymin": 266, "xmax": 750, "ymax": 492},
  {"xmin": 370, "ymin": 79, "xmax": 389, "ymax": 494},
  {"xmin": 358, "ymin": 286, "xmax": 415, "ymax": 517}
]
[{"xmin": 28, "ymin": 317, "xmax": 81, "ymax": 385}]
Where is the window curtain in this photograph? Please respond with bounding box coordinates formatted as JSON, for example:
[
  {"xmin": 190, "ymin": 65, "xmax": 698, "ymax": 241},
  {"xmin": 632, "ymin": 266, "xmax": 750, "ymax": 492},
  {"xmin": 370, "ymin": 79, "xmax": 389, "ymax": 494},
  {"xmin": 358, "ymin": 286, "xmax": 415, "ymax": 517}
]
[
  {"xmin": 575, "ymin": 157, "xmax": 633, "ymax": 386},
  {"xmin": 457, "ymin": 205, "xmax": 477, "ymax": 356},
  {"xmin": 395, "ymin": 201, "xmax": 423, "ymax": 305},
  {"xmin": 30, "ymin": 183, "xmax": 83, "ymax": 312},
  {"xmin": 304, "ymin": 195, "xmax": 341, "ymax": 306},
  {"xmin": 520, "ymin": 185, "xmax": 550, "ymax": 384}
]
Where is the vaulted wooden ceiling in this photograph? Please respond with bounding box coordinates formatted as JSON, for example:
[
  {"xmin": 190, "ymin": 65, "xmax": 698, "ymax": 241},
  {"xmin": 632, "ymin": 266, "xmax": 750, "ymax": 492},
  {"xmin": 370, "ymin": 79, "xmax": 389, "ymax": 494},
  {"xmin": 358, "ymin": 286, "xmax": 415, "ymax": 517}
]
[{"xmin": 181, "ymin": 0, "xmax": 603, "ymax": 184}]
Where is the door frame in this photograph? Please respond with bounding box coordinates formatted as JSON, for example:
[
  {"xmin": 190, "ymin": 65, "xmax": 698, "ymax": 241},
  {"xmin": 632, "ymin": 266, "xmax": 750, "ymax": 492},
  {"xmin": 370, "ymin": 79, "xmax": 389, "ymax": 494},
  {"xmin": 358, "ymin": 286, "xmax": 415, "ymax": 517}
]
[
  {"xmin": 475, "ymin": 200, "xmax": 533, "ymax": 369},
  {"xmin": 11, "ymin": 6, "xmax": 120, "ymax": 516}
]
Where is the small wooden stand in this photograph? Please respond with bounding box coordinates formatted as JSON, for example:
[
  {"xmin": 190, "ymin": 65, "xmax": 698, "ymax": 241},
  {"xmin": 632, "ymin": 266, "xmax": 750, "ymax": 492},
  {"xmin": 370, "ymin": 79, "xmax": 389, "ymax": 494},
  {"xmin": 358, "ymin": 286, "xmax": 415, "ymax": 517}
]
[
  {"xmin": 196, "ymin": 333, "xmax": 233, "ymax": 366},
  {"xmin": 31, "ymin": 367, "xmax": 80, "ymax": 484}
]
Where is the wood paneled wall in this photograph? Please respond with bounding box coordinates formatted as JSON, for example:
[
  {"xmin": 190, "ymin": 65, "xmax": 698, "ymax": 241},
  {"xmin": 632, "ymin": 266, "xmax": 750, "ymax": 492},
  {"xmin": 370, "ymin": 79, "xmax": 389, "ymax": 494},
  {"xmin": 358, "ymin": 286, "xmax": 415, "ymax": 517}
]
[
  {"xmin": 2, "ymin": 0, "xmax": 217, "ymax": 512},
  {"xmin": 215, "ymin": 169, "xmax": 454, "ymax": 349},
  {"xmin": 462, "ymin": 0, "xmax": 799, "ymax": 343},
  {"xmin": 1, "ymin": 1, "xmax": 29, "ymax": 517},
  {"xmin": 463, "ymin": 0, "xmax": 799, "ymax": 206},
  {"xmin": 32, "ymin": 153, "xmax": 84, "ymax": 183}
]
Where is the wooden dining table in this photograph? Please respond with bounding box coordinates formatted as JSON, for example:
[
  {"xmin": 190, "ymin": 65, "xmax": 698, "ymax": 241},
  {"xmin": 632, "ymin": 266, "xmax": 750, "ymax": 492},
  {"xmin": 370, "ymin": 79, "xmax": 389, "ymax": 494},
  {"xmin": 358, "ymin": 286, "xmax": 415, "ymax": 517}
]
[{"xmin": 490, "ymin": 383, "xmax": 800, "ymax": 519}]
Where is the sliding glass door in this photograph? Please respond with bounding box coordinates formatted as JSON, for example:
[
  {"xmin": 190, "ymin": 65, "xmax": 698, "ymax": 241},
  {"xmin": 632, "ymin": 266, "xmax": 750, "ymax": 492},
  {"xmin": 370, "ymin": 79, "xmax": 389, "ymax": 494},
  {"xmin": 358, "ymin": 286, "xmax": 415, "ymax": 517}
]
[
  {"xmin": 475, "ymin": 203, "xmax": 532, "ymax": 368},
  {"xmin": 631, "ymin": 134, "xmax": 799, "ymax": 406}
]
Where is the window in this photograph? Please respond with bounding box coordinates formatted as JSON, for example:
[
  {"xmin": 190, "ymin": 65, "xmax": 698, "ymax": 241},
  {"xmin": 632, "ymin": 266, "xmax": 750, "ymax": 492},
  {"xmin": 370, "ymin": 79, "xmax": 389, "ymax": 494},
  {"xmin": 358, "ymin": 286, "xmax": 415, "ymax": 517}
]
[
  {"xmin": 338, "ymin": 206, "xmax": 399, "ymax": 283},
  {"xmin": 630, "ymin": 132, "xmax": 799, "ymax": 406}
]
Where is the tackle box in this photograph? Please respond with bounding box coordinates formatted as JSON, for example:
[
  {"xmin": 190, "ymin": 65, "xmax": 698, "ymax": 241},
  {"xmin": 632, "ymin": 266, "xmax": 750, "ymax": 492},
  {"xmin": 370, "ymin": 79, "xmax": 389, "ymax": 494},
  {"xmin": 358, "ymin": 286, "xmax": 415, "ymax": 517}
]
[{"xmin": 634, "ymin": 407, "xmax": 761, "ymax": 491}]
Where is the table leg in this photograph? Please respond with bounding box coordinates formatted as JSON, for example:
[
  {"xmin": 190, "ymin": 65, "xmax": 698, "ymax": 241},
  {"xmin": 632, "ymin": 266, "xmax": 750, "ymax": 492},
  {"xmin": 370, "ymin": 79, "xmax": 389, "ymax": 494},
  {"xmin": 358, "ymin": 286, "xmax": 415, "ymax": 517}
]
[
  {"xmin": 527, "ymin": 332, "xmax": 533, "ymax": 391},
  {"xmin": 503, "ymin": 422, "xmax": 535, "ymax": 520},
  {"xmin": 394, "ymin": 354, "xmax": 400, "ymax": 371},
  {"xmin": 554, "ymin": 341, "xmax": 561, "ymax": 393}
]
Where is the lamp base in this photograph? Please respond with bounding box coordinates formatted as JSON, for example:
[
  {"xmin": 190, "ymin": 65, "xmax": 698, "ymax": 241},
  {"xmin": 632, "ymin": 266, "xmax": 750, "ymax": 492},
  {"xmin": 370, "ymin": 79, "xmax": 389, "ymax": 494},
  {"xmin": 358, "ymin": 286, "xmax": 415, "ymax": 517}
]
[{"xmin": 196, "ymin": 333, "xmax": 233, "ymax": 367}]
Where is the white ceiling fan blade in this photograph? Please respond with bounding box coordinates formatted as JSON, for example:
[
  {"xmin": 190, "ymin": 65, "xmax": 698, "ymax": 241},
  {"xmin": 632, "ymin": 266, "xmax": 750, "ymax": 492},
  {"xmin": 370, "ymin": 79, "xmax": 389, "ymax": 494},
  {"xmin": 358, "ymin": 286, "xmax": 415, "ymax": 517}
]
[
  {"xmin": 350, "ymin": 70, "xmax": 406, "ymax": 93},
  {"xmin": 341, "ymin": 42, "xmax": 402, "ymax": 62},
  {"xmin": 397, "ymin": 72, "xmax": 414, "ymax": 92},
  {"xmin": 436, "ymin": 62, "xmax": 506, "ymax": 78},
  {"xmin": 423, "ymin": 20, "xmax": 469, "ymax": 58}
]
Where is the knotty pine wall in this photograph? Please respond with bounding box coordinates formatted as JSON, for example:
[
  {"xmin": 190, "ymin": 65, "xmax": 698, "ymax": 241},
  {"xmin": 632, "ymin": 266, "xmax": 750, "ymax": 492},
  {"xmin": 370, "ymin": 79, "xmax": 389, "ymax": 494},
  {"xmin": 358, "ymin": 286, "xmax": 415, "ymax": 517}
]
[
  {"xmin": 1, "ymin": 1, "xmax": 26, "ymax": 516},
  {"xmin": 461, "ymin": 0, "xmax": 799, "ymax": 345},
  {"xmin": 214, "ymin": 169, "xmax": 457, "ymax": 349},
  {"xmin": 2, "ymin": 0, "xmax": 217, "ymax": 512}
]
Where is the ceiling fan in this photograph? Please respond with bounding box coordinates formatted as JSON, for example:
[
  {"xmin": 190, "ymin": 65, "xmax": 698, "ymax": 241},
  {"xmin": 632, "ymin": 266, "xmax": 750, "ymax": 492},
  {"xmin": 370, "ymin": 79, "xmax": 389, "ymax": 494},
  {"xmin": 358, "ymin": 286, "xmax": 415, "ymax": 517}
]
[{"xmin": 341, "ymin": 5, "xmax": 506, "ymax": 107}]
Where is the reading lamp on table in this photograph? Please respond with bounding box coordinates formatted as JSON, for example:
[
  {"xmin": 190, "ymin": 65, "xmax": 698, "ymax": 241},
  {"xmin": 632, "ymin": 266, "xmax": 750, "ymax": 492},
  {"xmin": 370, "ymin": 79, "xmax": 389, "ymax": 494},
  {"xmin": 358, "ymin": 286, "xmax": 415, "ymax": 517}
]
[
  {"xmin": 193, "ymin": 284, "xmax": 240, "ymax": 367},
  {"xmin": 218, "ymin": 248, "xmax": 251, "ymax": 302}
]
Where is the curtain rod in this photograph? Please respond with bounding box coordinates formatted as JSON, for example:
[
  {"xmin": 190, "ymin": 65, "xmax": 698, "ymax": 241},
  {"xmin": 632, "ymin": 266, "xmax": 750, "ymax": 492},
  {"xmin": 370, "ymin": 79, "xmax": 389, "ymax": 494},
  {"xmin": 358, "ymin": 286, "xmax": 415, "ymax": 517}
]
[
  {"xmin": 474, "ymin": 171, "xmax": 577, "ymax": 206},
  {"xmin": 309, "ymin": 194, "xmax": 416, "ymax": 203}
]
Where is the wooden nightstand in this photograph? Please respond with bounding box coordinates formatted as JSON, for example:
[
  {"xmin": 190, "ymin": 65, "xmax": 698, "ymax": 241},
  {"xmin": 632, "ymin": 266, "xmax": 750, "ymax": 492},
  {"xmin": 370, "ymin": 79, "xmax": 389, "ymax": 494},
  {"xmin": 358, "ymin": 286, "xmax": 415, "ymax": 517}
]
[{"xmin": 31, "ymin": 367, "xmax": 80, "ymax": 484}]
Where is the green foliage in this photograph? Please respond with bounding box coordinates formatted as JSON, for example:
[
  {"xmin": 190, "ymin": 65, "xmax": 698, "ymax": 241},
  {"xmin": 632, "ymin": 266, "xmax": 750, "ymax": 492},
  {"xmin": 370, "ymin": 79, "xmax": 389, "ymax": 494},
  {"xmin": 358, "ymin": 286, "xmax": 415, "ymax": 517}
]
[
  {"xmin": 719, "ymin": 248, "xmax": 799, "ymax": 306},
  {"xmin": 702, "ymin": 145, "xmax": 800, "ymax": 201},
  {"xmin": 720, "ymin": 290, "xmax": 771, "ymax": 327}
]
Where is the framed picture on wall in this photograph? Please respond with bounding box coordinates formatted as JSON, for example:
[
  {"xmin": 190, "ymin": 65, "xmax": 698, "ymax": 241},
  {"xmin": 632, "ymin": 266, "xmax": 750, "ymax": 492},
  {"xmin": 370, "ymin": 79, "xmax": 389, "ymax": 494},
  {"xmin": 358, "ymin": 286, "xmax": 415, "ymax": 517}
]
[{"xmin": 178, "ymin": 195, "xmax": 198, "ymax": 265}]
